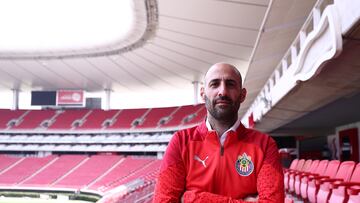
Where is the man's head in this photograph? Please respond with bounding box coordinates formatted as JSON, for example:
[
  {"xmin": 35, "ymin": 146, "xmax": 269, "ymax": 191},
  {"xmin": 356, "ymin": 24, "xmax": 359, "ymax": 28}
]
[{"xmin": 200, "ymin": 63, "xmax": 247, "ymax": 123}]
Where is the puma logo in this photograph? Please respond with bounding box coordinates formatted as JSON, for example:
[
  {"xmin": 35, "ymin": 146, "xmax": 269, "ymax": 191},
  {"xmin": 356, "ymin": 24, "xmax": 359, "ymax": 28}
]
[{"xmin": 194, "ymin": 155, "xmax": 208, "ymax": 168}]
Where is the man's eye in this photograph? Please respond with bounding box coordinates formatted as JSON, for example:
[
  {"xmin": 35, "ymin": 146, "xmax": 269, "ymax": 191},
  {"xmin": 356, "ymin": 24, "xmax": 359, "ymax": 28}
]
[
  {"xmin": 209, "ymin": 82, "xmax": 218, "ymax": 87},
  {"xmin": 227, "ymin": 82, "xmax": 236, "ymax": 87}
]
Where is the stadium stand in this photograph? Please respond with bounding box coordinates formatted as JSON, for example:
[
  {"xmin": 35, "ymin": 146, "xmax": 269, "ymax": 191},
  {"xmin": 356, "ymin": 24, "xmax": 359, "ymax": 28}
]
[
  {"xmin": 21, "ymin": 155, "xmax": 87, "ymax": 186},
  {"xmin": 0, "ymin": 105, "xmax": 196, "ymax": 202},
  {"xmin": 92, "ymin": 157, "xmax": 158, "ymax": 192},
  {"xmin": 0, "ymin": 109, "xmax": 26, "ymax": 129},
  {"xmin": 77, "ymin": 109, "xmax": 119, "ymax": 130},
  {"xmin": 0, "ymin": 155, "xmax": 56, "ymax": 185},
  {"xmin": 52, "ymin": 155, "xmax": 122, "ymax": 188},
  {"xmin": 111, "ymin": 159, "xmax": 159, "ymax": 188},
  {"xmin": 11, "ymin": 110, "xmax": 56, "ymax": 130},
  {"xmin": 0, "ymin": 155, "xmax": 22, "ymax": 172},
  {"xmin": 2, "ymin": 153, "xmax": 359, "ymax": 203},
  {"xmin": 160, "ymin": 104, "xmax": 203, "ymax": 128},
  {"xmin": 0, "ymin": 104, "xmax": 206, "ymax": 132},
  {"xmin": 88, "ymin": 157, "xmax": 152, "ymax": 191},
  {"xmin": 182, "ymin": 105, "xmax": 207, "ymax": 126},
  {"xmin": 107, "ymin": 108, "xmax": 148, "ymax": 130},
  {"xmin": 48, "ymin": 109, "xmax": 90, "ymax": 130},
  {"xmin": 135, "ymin": 106, "xmax": 177, "ymax": 129},
  {"xmin": 0, "ymin": 154, "xmax": 160, "ymax": 200}
]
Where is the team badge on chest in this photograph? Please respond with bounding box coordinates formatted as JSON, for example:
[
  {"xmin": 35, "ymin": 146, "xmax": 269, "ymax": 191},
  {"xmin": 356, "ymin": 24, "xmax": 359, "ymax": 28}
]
[{"xmin": 235, "ymin": 153, "xmax": 254, "ymax": 176}]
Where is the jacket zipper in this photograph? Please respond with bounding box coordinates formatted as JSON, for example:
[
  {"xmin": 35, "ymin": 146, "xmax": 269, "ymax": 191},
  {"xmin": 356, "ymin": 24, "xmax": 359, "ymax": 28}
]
[{"xmin": 217, "ymin": 136, "xmax": 225, "ymax": 192}]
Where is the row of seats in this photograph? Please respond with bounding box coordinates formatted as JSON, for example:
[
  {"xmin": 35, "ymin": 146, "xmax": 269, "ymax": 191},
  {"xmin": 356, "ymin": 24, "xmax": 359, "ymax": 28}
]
[
  {"xmin": 0, "ymin": 133, "xmax": 173, "ymax": 143},
  {"xmin": 99, "ymin": 181, "xmax": 155, "ymax": 203},
  {"xmin": 284, "ymin": 158, "xmax": 360, "ymax": 203},
  {"xmin": 0, "ymin": 154, "xmax": 160, "ymax": 194},
  {"xmin": 0, "ymin": 143, "xmax": 168, "ymax": 153},
  {"xmin": 0, "ymin": 104, "xmax": 206, "ymax": 131}
]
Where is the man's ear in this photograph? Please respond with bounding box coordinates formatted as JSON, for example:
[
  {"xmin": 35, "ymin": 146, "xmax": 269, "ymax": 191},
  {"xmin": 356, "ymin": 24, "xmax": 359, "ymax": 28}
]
[
  {"xmin": 200, "ymin": 87, "xmax": 205, "ymax": 102},
  {"xmin": 240, "ymin": 88, "xmax": 247, "ymax": 103}
]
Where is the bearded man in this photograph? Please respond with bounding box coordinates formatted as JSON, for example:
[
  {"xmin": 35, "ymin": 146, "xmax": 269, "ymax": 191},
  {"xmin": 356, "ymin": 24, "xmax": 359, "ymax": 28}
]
[{"xmin": 153, "ymin": 63, "xmax": 284, "ymax": 203}]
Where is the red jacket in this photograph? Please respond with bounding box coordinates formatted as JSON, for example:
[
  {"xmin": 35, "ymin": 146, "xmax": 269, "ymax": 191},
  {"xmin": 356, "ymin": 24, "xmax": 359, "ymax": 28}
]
[{"xmin": 153, "ymin": 121, "xmax": 284, "ymax": 203}]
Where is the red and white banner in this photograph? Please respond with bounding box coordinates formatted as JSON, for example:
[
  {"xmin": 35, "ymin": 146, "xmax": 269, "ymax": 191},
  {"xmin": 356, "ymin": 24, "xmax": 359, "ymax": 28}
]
[
  {"xmin": 57, "ymin": 90, "xmax": 84, "ymax": 106},
  {"xmin": 248, "ymin": 112, "xmax": 255, "ymax": 129}
]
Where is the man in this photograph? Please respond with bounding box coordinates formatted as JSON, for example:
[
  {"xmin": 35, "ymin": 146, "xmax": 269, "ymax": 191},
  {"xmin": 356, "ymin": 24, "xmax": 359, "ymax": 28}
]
[{"xmin": 153, "ymin": 63, "xmax": 284, "ymax": 202}]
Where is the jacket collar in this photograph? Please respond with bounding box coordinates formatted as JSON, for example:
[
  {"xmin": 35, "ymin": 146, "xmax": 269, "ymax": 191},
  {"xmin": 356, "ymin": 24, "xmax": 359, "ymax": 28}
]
[{"xmin": 196, "ymin": 119, "xmax": 246, "ymax": 141}]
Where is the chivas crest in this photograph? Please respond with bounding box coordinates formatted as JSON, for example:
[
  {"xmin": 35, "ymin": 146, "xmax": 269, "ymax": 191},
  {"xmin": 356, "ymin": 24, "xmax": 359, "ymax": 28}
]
[{"xmin": 235, "ymin": 153, "xmax": 254, "ymax": 176}]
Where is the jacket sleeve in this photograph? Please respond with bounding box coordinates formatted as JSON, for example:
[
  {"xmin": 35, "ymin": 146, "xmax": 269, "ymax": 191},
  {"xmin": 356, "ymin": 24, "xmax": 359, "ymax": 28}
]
[
  {"xmin": 153, "ymin": 133, "xmax": 186, "ymax": 203},
  {"xmin": 256, "ymin": 137, "xmax": 284, "ymax": 202}
]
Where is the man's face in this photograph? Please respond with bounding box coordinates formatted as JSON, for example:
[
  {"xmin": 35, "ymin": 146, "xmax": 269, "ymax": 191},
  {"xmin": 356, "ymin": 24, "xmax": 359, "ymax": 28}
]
[{"xmin": 201, "ymin": 64, "xmax": 246, "ymax": 121}]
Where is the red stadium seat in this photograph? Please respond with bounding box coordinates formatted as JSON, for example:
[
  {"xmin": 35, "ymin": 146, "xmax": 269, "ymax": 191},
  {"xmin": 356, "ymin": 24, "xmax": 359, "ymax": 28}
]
[
  {"xmin": 288, "ymin": 159, "xmax": 313, "ymax": 193},
  {"xmin": 300, "ymin": 159, "xmax": 329, "ymax": 200},
  {"xmin": 329, "ymin": 163, "xmax": 360, "ymax": 203},
  {"xmin": 307, "ymin": 160, "xmax": 340, "ymax": 203},
  {"xmin": 348, "ymin": 185, "xmax": 360, "ymax": 203},
  {"xmin": 285, "ymin": 159, "xmax": 305, "ymax": 192},
  {"xmin": 284, "ymin": 158, "xmax": 299, "ymax": 173},
  {"xmin": 294, "ymin": 160, "xmax": 319, "ymax": 196},
  {"xmin": 316, "ymin": 161, "xmax": 355, "ymax": 203},
  {"xmin": 284, "ymin": 158, "xmax": 299, "ymax": 192}
]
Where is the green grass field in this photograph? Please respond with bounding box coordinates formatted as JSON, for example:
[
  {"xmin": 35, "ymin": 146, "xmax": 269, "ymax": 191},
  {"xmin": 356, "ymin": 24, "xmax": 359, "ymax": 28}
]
[{"xmin": 0, "ymin": 197, "xmax": 93, "ymax": 203}]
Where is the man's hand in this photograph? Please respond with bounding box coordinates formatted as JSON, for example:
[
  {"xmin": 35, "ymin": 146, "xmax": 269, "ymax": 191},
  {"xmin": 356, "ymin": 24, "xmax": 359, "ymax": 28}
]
[{"xmin": 243, "ymin": 195, "xmax": 258, "ymax": 202}]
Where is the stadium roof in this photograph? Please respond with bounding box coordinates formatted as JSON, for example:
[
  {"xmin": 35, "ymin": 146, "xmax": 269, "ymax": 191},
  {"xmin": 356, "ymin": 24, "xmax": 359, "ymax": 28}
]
[{"xmin": 0, "ymin": 0, "xmax": 317, "ymax": 111}]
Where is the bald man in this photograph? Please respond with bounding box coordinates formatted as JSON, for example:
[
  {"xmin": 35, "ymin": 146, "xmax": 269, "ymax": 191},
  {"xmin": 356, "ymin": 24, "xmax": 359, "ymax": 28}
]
[{"xmin": 153, "ymin": 63, "xmax": 284, "ymax": 203}]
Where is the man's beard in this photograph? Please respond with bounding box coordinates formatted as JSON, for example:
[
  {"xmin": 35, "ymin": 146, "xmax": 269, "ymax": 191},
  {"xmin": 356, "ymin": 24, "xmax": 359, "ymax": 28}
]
[{"xmin": 204, "ymin": 95, "xmax": 240, "ymax": 122}]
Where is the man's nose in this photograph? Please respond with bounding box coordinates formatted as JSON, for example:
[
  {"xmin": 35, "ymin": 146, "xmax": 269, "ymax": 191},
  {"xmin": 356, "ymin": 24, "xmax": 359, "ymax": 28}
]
[{"xmin": 218, "ymin": 83, "xmax": 228, "ymax": 97}]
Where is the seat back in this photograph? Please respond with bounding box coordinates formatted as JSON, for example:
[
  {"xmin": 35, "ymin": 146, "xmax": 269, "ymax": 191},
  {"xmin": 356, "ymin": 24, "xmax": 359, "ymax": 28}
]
[
  {"xmin": 288, "ymin": 159, "xmax": 299, "ymax": 170},
  {"xmin": 307, "ymin": 160, "xmax": 320, "ymax": 173},
  {"xmin": 302, "ymin": 159, "xmax": 313, "ymax": 172},
  {"xmin": 349, "ymin": 163, "xmax": 360, "ymax": 182},
  {"xmin": 334, "ymin": 161, "xmax": 356, "ymax": 181},
  {"xmin": 323, "ymin": 160, "xmax": 341, "ymax": 178},
  {"xmin": 296, "ymin": 159, "xmax": 306, "ymax": 171},
  {"xmin": 314, "ymin": 160, "xmax": 329, "ymax": 175}
]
